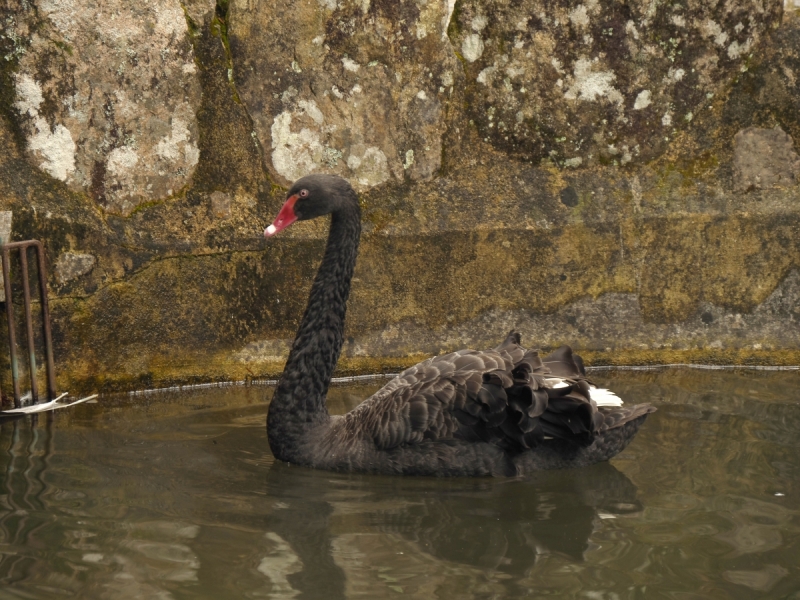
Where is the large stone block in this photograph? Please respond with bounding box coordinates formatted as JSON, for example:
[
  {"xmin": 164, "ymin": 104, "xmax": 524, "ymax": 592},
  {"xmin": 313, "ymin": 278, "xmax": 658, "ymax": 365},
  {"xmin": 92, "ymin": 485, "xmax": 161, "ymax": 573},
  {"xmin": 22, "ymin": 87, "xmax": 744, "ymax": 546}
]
[
  {"xmin": 229, "ymin": 0, "xmax": 461, "ymax": 189},
  {"xmin": 449, "ymin": 0, "xmax": 783, "ymax": 167},
  {"xmin": 6, "ymin": 0, "xmax": 203, "ymax": 215}
]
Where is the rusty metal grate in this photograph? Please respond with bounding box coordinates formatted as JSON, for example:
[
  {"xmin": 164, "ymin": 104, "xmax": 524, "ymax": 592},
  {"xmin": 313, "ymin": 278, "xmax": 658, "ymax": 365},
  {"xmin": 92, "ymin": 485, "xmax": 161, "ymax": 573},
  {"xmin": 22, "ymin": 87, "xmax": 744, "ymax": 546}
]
[{"xmin": 1, "ymin": 240, "xmax": 56, "ymax": 409}]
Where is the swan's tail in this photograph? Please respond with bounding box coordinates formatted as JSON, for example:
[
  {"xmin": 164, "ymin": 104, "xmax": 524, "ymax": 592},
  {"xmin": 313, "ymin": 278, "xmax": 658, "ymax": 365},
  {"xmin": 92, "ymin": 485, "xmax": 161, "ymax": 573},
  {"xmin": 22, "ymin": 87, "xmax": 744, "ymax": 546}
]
[{"xmin": 483, "ymin": 335, "xmax": 655, "ymax": 451}]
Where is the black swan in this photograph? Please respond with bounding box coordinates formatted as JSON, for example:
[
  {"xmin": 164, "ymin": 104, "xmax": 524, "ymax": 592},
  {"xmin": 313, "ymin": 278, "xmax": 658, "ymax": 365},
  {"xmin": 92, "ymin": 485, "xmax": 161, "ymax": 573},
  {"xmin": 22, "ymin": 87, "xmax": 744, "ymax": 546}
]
[{"xmin": 264, "ymin": 174, "xmax": 656, "ymax": 476}]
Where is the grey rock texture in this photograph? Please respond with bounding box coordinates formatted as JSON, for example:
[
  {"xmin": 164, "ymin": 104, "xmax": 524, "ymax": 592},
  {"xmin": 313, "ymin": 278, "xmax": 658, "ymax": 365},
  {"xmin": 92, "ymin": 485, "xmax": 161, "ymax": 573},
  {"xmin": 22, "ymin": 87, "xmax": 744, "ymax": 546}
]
[
  {"xmin": 0, "ymin": 210, "xmax": 10, "ymax": 301},
  {"xmin": 6, "ymin": 0, "xmax": 203, "ymax": 215},
  {"xmin": 229, "ymin": 0, "xmax": 461, "ymax": 189},
  {"xmin": 55, "ymin": 252, "xmax": 96, "ymax": 284},
  {"xmin": 309, "ymin": 268, "xmax": 800, "ymax": 362},
  {"xmin": 733, "ymin": 126, "xmax": 800, "ymax": 190},
  {"xmin": 0, "ymin": 1, "xmax": 798, "ymax": 394},
  {"xmin": 0, "ymin": 211, "xmax": 10, "ymax": 244},
  {"xmin": 450, "ymin": 0, "xmax": 783, "ymax": 167},
  {"xmin": 210, "ymin": 191, "xmax": 232, "ymax": 219}
]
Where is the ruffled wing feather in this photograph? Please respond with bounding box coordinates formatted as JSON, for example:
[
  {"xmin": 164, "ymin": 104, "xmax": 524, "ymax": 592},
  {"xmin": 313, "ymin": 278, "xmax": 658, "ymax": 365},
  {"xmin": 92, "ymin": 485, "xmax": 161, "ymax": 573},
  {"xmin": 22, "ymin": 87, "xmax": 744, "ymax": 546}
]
[{"xmin": 348, "ymin": 332, "xmax": 655, "ymax": 453}]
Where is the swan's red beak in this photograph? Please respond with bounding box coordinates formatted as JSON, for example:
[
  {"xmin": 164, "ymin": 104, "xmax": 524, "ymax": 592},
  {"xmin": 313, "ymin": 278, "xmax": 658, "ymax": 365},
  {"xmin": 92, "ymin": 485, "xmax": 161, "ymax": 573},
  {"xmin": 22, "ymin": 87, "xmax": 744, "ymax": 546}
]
[{"xmin": 264, "ymin": 194, "xmax": 299, "ymax": 238}]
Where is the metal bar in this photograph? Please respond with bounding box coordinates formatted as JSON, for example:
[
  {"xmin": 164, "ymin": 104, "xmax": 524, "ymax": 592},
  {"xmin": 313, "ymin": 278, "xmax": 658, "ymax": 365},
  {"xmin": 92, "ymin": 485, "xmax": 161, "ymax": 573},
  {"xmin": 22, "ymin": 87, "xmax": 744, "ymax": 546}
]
[
  {"xmin": 33, "ymin": 243, "xmax": 56, "ymax": 401},
  {"xmin": 0, "ymin": 240, "xmax": 57, "ymax": 407},
  {"xmin": 19, "ymin": 248, "xmax": 39, "ymax": 403},
  {"xmin": 1, "ymin": 247, "xmax": 20, "ymax": 407}
]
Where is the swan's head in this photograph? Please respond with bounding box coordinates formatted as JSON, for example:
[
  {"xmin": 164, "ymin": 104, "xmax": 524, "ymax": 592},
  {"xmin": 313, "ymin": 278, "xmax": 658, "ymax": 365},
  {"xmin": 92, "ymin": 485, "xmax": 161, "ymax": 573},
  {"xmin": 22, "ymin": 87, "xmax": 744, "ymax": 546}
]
[{"xmin": 264, "ymin": 174, "xmax": 356, "ymax": 238}]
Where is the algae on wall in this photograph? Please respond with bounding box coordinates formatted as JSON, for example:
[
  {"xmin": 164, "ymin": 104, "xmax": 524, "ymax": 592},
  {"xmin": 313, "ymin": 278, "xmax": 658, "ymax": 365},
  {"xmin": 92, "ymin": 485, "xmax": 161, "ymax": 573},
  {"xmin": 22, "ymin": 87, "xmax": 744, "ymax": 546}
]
[{"xmin": 0, "ymin": 0, "xmax": 798, "ymax": 393}]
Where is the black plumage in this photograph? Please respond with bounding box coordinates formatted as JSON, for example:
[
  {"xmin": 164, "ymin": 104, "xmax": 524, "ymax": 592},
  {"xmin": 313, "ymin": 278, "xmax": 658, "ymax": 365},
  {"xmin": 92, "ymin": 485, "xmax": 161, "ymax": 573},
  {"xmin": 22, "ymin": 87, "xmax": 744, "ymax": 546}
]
[{"xmin": 265, "ymin": 174, "xmax": 656, "ymax": 476}]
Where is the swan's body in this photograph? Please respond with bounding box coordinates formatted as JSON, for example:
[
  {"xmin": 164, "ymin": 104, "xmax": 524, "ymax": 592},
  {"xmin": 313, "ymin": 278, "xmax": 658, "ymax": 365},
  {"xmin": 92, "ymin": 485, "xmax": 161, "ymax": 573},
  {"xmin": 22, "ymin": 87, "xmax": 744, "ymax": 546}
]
[{"xmin": 265, "ymin": 174, "xmax": 655, "ymax": 476}]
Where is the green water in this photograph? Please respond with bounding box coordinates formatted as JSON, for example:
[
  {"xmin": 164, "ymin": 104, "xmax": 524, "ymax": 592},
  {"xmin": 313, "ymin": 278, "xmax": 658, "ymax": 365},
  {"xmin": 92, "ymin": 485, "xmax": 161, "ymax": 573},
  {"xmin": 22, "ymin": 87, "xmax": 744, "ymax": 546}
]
[{"xmin": 1, "ymin": 369, "xmax": 799, "ymax": 598}]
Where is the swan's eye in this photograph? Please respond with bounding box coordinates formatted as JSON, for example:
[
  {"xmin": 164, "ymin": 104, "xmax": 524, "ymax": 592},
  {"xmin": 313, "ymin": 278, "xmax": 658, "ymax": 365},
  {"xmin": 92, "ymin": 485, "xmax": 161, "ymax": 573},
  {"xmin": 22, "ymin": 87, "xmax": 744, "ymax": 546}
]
[{"xmin": 299, "ymin": 189, "xmax": 309, "ymax": 198}]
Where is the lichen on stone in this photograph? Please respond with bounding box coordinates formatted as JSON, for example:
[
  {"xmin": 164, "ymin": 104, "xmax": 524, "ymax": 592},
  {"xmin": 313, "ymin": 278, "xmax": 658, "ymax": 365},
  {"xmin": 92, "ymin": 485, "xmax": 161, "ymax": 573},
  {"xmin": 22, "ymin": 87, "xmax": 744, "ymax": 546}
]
[
  {"xmin": 450, "ymin": 0, "xmax": 783, "ymax": 167},
  {"xmin": 7, "ymin": 0, "xmax": 202, "ymax": 215},
  {"xmin": 229, "ymin": 0, "xmax": 460, "ymax": 189},
  {"xmin": 13, "ymin": 73, "xmax": 76, "ymax": 181}
]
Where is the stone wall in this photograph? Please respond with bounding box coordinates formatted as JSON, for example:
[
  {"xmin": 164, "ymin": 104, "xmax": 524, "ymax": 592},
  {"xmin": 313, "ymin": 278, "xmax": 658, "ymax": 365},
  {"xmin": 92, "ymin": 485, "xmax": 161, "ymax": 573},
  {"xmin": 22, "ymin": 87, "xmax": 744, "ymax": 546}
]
[{"xmin": 0, "ymin": 0, "xmax": 799, "ymax": 393}]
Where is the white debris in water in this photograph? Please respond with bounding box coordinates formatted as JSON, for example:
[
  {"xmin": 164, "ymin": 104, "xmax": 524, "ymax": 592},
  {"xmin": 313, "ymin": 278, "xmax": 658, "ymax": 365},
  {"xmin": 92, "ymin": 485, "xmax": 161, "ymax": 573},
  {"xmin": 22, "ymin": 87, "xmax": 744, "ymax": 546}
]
[{"xmin": 1, "ymin": 393, "xmax": 98, "ymax": 415}]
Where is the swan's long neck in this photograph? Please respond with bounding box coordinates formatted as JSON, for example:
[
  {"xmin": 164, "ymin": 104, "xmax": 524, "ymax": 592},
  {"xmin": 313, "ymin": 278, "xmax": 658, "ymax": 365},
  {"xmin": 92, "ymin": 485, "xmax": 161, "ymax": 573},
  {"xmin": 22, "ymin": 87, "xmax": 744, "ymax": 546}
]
[{"xmin": 268, "ymin": 201, "xmax": 361, "ymax": 463}]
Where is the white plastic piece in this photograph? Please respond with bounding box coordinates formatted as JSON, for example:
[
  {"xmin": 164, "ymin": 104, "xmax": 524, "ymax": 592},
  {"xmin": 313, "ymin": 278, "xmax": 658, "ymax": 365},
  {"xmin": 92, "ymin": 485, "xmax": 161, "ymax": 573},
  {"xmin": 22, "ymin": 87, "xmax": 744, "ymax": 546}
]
[
  {"xmin": 265, "ymin": 224, "xmax": 277, "ymax": 236},
  {"xmin": 1, "ymin": 393, "xmax": 99, "ymax": 415}
]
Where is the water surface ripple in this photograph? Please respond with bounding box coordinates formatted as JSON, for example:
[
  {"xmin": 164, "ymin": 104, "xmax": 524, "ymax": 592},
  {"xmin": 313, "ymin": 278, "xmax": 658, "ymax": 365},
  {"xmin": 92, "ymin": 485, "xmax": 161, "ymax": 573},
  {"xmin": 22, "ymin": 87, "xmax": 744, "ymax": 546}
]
[{"xmin": 1, "ymin": 369, "xmax": 798, "ymax": 598}]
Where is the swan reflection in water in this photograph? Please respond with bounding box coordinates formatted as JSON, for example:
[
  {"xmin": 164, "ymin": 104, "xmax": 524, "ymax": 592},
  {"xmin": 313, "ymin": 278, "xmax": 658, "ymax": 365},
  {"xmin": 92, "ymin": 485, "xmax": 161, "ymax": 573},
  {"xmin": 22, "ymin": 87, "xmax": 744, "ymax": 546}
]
[
  {"xmin": 1, "ymin": 409, "xmax": 644, "ymax": 598},
  {"xmin": 262, "ymin": 460, "xmax": 643, "ymax": 597}
]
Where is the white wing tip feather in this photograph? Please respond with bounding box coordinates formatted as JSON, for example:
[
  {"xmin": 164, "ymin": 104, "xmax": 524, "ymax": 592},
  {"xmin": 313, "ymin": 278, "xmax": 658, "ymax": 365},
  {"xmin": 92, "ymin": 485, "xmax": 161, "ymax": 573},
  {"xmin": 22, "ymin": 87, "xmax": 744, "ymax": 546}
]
[
  {"xmin": 589, "ymin": 386, "xmax": 623, "ymax": 407},
  {"xmin": 547, "ymin": 379, "xmax": 623, "ymax": 406},
  {"xmin": 546, "ymin": 378, "xmax": 570, "ymax": 389}
]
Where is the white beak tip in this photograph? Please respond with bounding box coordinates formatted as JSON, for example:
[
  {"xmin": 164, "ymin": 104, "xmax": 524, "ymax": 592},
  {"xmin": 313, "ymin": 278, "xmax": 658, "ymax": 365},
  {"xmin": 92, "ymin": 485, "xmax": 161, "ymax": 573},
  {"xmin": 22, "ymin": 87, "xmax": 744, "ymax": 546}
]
[{"xmin": 265, "ymin": 224, "xmax": 277, "ymax": 237}]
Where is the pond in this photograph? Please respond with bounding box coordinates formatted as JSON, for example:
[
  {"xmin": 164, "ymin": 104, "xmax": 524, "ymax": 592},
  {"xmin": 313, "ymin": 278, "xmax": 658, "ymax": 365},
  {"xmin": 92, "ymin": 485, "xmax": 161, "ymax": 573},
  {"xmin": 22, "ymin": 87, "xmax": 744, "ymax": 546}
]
[{"xmin": 1, "ymin": 369, "xmax": 799, "ymax": 599}]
